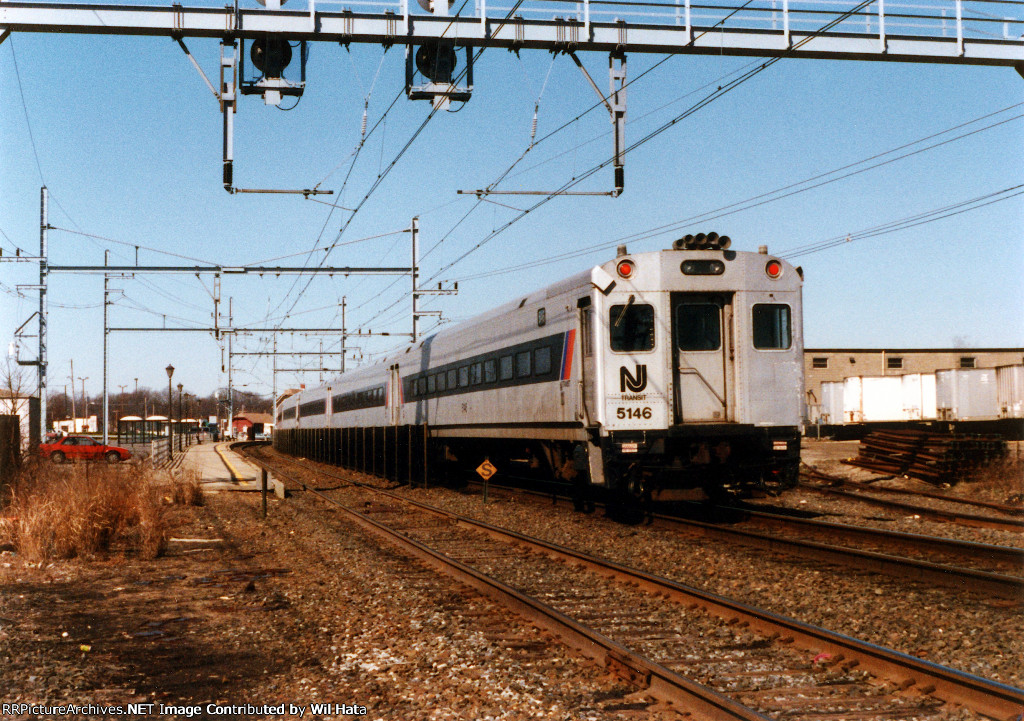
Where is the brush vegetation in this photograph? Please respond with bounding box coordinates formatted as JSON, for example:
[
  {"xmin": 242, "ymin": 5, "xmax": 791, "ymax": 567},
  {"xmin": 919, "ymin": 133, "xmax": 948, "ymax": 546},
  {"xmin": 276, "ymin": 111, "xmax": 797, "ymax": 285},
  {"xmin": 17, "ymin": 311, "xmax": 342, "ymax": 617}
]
[{"xmin": 0, "ymin": 461, "xmax": 171, "ymax": 562}]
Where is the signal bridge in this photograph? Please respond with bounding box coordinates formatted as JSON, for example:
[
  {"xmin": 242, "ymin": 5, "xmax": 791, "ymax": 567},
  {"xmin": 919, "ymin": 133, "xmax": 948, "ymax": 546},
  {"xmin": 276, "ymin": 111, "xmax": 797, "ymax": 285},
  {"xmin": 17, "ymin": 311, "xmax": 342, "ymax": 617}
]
[
  {"xmin": 1, "ymin": 0, "xmax": 1021, "ymax": 64},
  {"xmin": 3, "ymin": 0, "xmax": 1019, "ymax": 194}
]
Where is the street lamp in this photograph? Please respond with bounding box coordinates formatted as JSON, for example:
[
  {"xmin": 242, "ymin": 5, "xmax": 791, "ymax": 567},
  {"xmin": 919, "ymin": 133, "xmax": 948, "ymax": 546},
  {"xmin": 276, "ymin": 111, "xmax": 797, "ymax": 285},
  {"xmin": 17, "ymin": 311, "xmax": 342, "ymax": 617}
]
[
  {"xmin": 117, "ymin": 384, "xmax": 128, "ymax": 442},
  {"xmin": 77, "ymin": 377, "xmax": 89, "ymax": 432},
  {"xmin": 177, "ymin": 382, "xmax": 183, "ymax": 450},
  {"xmin": 166, "ymin": 364, "xmax": 174, "ymax": 460}
]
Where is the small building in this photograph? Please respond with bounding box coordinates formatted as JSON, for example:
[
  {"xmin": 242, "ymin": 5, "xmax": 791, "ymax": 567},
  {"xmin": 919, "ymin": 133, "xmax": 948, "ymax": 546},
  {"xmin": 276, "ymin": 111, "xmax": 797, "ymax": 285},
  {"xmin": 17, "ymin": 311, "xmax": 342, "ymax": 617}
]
[
  {"xmin": 0, "ymin": 390, "xmax": 37, "ymax": 451},
  {"xmin": 232, "ymin": 412, "xmax": 275, "ymax": 440},
  {"xmin": 53, "ymin": 415, "xmax": 98, "ymax": 435}
]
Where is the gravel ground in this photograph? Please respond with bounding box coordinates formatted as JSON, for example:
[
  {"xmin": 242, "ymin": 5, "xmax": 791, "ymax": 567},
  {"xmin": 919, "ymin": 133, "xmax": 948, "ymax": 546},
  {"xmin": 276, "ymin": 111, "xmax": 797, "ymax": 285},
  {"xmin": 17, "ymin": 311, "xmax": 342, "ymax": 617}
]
[
  {"xmin": 0, "ymin": 488, "xmax": 679, "ymax": 720},
  {"xmin": 2, "ymin": 441, "xmax": 1020, "ymax": 720},
  {"xmin": 331, "ymin": 464, "xmax": 1024, "ymax": 690}
]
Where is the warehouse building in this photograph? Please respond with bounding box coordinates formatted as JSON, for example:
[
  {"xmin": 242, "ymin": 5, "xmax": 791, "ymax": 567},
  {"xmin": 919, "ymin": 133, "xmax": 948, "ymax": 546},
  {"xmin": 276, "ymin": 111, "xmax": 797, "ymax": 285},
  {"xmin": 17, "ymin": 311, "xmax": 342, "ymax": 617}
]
[{"xmin": 804, "ymin": 348, "xmax": 1024, "ymax": 410}]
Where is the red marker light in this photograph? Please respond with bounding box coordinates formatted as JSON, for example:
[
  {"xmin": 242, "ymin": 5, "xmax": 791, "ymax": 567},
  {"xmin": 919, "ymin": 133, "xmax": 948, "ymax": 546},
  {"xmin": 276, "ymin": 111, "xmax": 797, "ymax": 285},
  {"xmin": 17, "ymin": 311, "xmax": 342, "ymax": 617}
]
[
  {"xmin": 765, "ymin": 260, "xmax": 783, "ymax": 279},
  {"xmin": 617, "ymin": 259, "xmax": 635, "ymax": 279}
]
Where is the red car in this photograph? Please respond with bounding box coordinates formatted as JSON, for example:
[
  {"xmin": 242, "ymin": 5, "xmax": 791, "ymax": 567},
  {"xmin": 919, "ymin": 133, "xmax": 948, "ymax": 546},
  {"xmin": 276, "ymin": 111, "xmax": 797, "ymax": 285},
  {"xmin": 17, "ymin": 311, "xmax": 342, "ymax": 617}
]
[{"xmin": 39, "ymin": 435, "xmax": 132, "ymax": 463}]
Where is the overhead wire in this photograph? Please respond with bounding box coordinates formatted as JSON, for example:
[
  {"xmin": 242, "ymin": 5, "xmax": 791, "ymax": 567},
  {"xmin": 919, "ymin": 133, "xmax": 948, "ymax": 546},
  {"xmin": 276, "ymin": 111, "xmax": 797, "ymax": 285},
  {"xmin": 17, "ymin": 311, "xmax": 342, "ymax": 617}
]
[
  {"xmin": 453, "ymin": 104, "xmax": 1024, "ymax": 282},
  {"xmin": 272, "ymin": 0, "xmax": 526, "ymax": 335},
  {"xmin": 779, "ymin": 183, "xmax": 1024, "ymax": 259},
  {"xmin": 354, "ymin": 0, "xmax": 814, "ymax": 337},
  {"xmin": 418, "ymin": 0, "xmax": 1001, "ymax": 289}
]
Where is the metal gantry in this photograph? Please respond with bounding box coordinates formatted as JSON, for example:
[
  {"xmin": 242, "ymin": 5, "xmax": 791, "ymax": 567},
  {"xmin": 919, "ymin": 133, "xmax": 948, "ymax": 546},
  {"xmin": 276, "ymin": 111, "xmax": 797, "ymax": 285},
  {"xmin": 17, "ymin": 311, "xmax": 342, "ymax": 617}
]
[
  {"xmin": 1, "ymin": 0, "xmax": 1021, "ymax": 64},
  {"xmin": 1, "ymin": 0, "xmax": 1021, "ymax": 193},
  {"xmin": 8, "ymin": 205, "xmax": 457, "ymax": 440}
]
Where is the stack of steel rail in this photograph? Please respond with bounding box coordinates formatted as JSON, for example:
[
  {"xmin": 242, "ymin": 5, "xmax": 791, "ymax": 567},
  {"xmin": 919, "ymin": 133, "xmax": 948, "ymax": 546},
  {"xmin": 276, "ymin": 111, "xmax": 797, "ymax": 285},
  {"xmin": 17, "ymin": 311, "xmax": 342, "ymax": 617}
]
[{"xmin": 842, "ymin": 430, "xmax": 1007, "ymax": 483}]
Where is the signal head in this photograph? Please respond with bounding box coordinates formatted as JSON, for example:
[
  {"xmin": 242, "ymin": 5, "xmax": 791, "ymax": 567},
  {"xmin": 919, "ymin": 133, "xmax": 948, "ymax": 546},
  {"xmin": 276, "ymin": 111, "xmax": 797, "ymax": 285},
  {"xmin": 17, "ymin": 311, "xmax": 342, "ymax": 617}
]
[
  {"xmin": 251, "ymin": 37, "xmax": 293, "ymax": 77},
  {"xmin": 415, "ymin": 43, "xmax": 458, "ymax": 83}
]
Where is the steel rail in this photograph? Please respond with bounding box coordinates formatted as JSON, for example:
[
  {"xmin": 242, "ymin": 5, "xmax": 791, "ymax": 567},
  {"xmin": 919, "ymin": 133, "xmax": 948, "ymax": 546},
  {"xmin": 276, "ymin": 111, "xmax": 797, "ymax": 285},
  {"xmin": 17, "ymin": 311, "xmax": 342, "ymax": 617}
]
[
  {"xmin": 802, "ymin": 469, "xmax": 1024, "ymax": 517},
  {"xmin": 462, "ymin": 478, "xmax": 1024, "ymax": 589},
  {"xmin": 249, "ymin": 459, "xmax": 768, "ymax": 720},
  {"xmin": 254, "ymin": 450, "xmax": 1024, "ymax": 596},
  {"xmin": 799, "ymin": 483, "xmax": 1024, "ymax": 532},
  {"xmin": 712, "ymin": 505, "xmax": 1024, "ymax": 567},
  {"xmin": 244, "ymin": 447, "xmax": 1024, "ymax": 720}
]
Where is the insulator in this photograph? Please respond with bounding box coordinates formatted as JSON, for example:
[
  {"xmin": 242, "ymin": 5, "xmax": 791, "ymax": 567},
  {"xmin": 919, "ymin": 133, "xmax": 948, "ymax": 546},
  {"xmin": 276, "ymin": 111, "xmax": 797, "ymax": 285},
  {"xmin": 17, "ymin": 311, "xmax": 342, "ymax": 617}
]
[
  {"xmin": 530, "ymin": 108, "xmax": 538, "ymax": 144},
  {"xmin": 361, "ymin": 108, "xmax": 368, "ymax": 139}
]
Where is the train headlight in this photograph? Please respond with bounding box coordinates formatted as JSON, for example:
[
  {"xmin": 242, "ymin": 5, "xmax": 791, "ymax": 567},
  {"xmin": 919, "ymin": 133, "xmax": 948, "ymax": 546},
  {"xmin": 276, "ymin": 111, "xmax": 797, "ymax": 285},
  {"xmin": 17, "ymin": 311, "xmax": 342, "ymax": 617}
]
[
  {"xmin": 765, "ymin": 259, "xmax": 783, "ymax": 279},
  {"xmin": 616, "ymin": 259, "xmax": 636, "ymax": 279}
]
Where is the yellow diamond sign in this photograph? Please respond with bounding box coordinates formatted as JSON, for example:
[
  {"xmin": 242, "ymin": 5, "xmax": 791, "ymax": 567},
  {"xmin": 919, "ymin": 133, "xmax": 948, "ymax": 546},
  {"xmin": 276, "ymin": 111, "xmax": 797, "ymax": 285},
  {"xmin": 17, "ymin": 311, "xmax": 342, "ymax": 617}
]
[{"xmin": 476, "ymin": 459, "xmax": 497, "ymax": 481}]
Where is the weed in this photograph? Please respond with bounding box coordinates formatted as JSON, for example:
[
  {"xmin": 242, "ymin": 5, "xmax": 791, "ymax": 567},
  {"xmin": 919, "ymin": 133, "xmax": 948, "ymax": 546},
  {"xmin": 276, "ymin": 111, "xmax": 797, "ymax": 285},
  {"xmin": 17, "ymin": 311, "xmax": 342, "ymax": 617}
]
[
  {"xmin": 170, "ymin": 471, "xmax": 205, "ymax": 507},
  {"xmin": 0, "ymin": 460, "xmax": 168, "ymax": 562}
]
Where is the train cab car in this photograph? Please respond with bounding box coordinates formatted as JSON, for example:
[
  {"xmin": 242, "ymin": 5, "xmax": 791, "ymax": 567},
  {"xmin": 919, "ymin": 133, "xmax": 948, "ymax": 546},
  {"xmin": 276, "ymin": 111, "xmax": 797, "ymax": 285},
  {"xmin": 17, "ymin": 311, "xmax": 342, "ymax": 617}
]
[
  {"xmin": 580, "ymin": 235, "xmax": 803, "ymax": 497},
  {"xmin": 275, "ymin": 234, "xmax": 803, "ymax": 501}
]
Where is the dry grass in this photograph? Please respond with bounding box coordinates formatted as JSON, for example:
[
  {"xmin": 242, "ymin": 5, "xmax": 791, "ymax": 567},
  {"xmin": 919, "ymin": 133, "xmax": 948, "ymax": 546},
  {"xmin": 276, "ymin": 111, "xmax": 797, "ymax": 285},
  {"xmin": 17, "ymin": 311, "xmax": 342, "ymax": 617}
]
[
  {"xmin": 0, "ymin": 461, "xmax": 169, "ymax": 562},
  {"xmin": 170, "ymin": 471, "xmax": 205, "ymax": 507}
]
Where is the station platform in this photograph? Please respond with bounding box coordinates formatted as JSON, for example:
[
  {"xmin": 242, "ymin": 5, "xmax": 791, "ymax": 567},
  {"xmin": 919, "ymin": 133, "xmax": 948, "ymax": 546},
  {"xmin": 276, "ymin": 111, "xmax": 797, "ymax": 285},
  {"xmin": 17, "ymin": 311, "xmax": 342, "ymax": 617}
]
[{"xmin": 178, "ymin": 442, "xmax": 268, "ymax": 492}]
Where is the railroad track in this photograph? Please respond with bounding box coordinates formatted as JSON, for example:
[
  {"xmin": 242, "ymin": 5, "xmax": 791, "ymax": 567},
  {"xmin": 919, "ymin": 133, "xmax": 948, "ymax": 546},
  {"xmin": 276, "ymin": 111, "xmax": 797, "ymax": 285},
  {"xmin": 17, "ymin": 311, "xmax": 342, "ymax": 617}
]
[
  {"xmin": 805, "ymin": 476, "xmax": 1024, "ymax": 517},
  {"xmin": 242, "ymin": 447, "xmax": 1024, "ymax": 721},
  {"xmin": 449, "ymin": 475, "xmax": 1024, "ymax": 599},
  {"xmin": 797, "ymin": 482, "xmax": 1024, "ymax": 534},
  {"xmin": 801, "ymin": 465, "xmax": 1024, "ymax": 530}
]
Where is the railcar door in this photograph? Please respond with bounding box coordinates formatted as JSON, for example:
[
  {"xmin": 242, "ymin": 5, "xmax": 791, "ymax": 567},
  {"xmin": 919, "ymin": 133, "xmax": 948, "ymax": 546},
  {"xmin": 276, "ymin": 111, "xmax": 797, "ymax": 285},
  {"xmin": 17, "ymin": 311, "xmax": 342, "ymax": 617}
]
[
  {"xmin": 672, "ymin": 293, "xmax": 733, "ymax": 423},
  {"xmin": 388, "ymin": 365, "xmax": 401, "ymax": 425},
  {"xmin": 578, "ymin": 299, "xmax": 598, "ymax": 426}
]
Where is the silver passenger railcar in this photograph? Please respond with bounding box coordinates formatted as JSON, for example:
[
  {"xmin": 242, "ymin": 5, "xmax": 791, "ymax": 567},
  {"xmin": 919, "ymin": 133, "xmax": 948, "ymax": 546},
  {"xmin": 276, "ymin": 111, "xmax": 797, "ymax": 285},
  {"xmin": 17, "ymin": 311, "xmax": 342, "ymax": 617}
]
[{"xmin": 275, "ymin": 234, "xmax": 804, "ymax": 501}]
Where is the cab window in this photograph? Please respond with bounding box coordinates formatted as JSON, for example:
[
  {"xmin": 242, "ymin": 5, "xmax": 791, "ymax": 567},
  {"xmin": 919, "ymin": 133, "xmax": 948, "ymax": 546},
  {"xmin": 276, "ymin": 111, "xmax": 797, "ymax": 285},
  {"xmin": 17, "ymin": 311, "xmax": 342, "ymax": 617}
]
[
  {"xmin": 609, "ymin": 303, "xmax": 655, "ymax": 352},
  {"xmin": 752, "ymin": 303, "xmax": 792, "ymax": 350},
  {"xmin": 676, "ymin": 303, "xmax": 721, "ymax": 351}
]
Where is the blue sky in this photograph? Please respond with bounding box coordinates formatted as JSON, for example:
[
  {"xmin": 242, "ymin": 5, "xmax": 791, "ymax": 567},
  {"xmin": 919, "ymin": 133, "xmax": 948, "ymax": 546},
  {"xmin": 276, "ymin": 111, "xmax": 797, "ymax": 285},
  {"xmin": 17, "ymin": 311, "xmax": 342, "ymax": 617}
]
[{"xmin": 2, "ymin": 19, "xmax": 1022, "ymax": 400}]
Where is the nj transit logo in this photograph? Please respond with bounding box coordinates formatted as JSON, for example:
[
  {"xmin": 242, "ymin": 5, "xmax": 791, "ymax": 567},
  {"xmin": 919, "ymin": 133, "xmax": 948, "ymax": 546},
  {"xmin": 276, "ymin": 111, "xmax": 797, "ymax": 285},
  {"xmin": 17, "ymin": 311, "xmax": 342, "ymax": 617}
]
[{"xmin": 619, "ymin": 365, "xmax": 648, "ymax": 393}]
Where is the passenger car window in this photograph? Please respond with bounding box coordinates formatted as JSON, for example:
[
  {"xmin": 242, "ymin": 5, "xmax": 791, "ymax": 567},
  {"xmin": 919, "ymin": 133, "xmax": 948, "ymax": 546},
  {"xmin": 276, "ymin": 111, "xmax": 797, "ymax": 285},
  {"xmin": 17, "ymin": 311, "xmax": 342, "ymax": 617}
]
[
  {"xmin": 675, "ymin": 303, "xmax": 721, "ymax": 351},
  {"xmin": 458, "ymin": 366, "xmax": 470, "ymax": 387},
  {"xmin": 535, "ymin": 346, "xmax": 552, "ymax": 375},
  {"xmin": 447, "ymin": 369, "xmax": 458, "ymax": 389},
  {"xmin": 499, "ymin": 356, "xmax": 514, "ymax": 381},
  {"xmin": 516, "ymin": 351, "xmax": 532, "ymax": 378},
  {"xmin": 752, "ymin": 303, "xmax": 791, "ymax": 349},
  {"xmin": 484, "ymin": 359, "xmax": 497, "ymax": 383},
  {"xmin": 470, "ymin": 362, "xmax": 482, "ymax": 385},
  {"xmin": 609, "ymin": 303, "xmax": 655, "ymax": 352},
  {"xmin": 437, "ymin": 373, "xmax": 447, "ymax": 392},
  {"xmin": 427, "ymin": 374, "xmax": 436, "ymax": 393}
]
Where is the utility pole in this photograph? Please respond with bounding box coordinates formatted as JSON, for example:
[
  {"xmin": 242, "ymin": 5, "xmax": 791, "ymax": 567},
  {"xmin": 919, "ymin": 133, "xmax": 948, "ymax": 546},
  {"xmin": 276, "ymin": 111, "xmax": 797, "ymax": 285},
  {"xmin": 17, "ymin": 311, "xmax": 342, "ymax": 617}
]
[
  {"xmin": 39, "ymin": 187, "xmax": 48, "ymax": 441},
  {"xmin": 272, "ymin": 334, "xmax": 278, "ymax": 427},
  {"xmin": 102, "ymin": 250, "xmax": 109, "ymax": 445},
  {"xmin": 228, "ymin": 297, "xmax": 234, "ymax": 439},
  {"xmin": 69, "ymin": 359, "xmax": 76, "ymax": 425},
  {"xmin": 340, "ymin": 296, "xmax": 347, "ymax": 374},
  {"xmin": 78, "ymin": 376, "xmax": 88, "ymax": 431},
  {"xmin": 411, "ymin": 217, "xmax": 420, "ymax": 343},
  {"xmin": 410, "ymin": 217, "xmax": 456, "ymax": 342}
]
